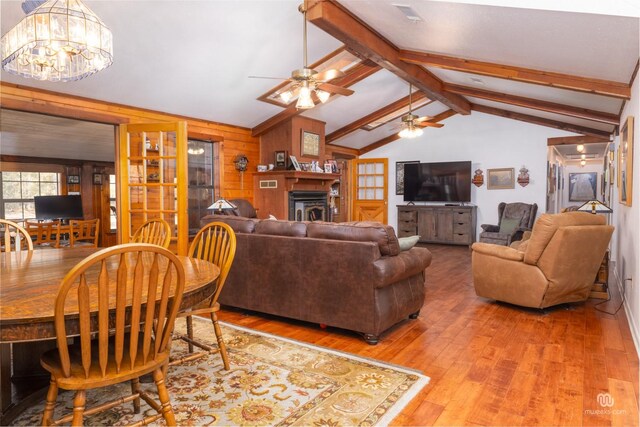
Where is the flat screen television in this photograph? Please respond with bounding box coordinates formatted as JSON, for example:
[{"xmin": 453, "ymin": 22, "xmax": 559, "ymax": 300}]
[
  {"xmin": 34, "ymin": 195, "xmax": 84, "ymax": 220},
  {"xmin": 403, "ymin": 161, "xmax": 472, "ymax": 203}
]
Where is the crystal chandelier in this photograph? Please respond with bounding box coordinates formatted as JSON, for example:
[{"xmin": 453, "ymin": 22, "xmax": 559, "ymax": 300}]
[{"xmin": 1, "ymin": 0, "xmax": 113, "ymax": 82}]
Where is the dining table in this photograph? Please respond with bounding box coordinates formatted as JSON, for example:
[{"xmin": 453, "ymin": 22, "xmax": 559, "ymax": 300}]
[{"xmin": 0, "ymin": 246, "xmax": 220, "ymax": 425}]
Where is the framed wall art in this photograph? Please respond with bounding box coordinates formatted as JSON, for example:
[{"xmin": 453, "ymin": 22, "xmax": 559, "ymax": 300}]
[
  {"xmin": 487, "ymin": 168, "xmax": 515, "ymax": 190},
  {"xmin": 93, "ymin": 173, "xmax": 103, "ymax": 185},
  {"xmin": 569, "ymin": 172, "xmax": 597, "ymax": 201},
  {"xmin": 301, "ymin": 130, "xmax": 320, "ymax": 157},
  {"xmin": 618, "ymin": 116, "xmax": 634, "ymax": 206},
  {"xmin": 67, "ymin": 174, "xmax": 80, "ymax": 185},
  {"xmin": 395, "ymin": 161, "xmax": 419, "ymax": 195}
]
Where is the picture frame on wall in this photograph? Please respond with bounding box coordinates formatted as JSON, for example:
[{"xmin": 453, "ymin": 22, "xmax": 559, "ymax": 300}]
[
  {"xmin": 396, "ymin": 161, "xmax": 419, "ymax": 195},
  {"xmin": 93, "ymin": 173, "xmax": 103, "ymax": 185},
  {"xmin": 67, "ymin": 174, "xmax": 80, "ymax": 185},
  {"xmin": 301, "ymin": 130, "xmax": 320, "ymax": 157},
  {"xmin": 569, "ymin": 172, "xmax": 597, "ymax": 201},
  {"xmin": 618, "ymin": 116, "xmax": 634, "ymax": 206},
  {"xmin": 487, "ymin": 168, "xmax": 515, "ymax": 190}
]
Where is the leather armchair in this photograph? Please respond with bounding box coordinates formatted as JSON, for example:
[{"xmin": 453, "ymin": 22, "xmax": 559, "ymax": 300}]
[
  {"xmin": 479, "ymin": 202, "xmax": 538, "ymax": 246},
  {"xmin": 219, "ymin": 198, "xmax": 257, "ymax": 218},
  {"xmin": 472, "ymin": 212, "xmax": 613, "ymax": 308}
]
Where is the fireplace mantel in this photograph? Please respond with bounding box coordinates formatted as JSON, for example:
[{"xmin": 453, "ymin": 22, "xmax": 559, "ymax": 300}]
[{"xmin": 256, "ymin": 170, "xmax": 340, "ymax": 192}]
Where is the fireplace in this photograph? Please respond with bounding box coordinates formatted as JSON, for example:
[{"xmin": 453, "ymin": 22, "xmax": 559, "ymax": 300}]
[{"xmin": 288, "ymin": 191, "xmax": 328, "ymax": 221}]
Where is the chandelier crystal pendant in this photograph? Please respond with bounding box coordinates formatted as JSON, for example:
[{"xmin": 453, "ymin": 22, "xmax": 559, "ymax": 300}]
[{"xmin": 1, "ymin": 0, "xmax": 113, "ymax": 82}]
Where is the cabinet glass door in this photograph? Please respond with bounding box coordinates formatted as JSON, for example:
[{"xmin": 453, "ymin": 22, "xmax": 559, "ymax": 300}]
[{"xmin": 118, "ymin": 122, "xmax": 188, "ymax": 255}]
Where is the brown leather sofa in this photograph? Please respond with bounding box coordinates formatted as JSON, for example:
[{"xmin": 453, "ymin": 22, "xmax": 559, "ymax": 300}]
[
  {"xmin": 472, "ymin": 211, "xmax": 613, "ymax": 308},
  {"xmin": 200, "ymin": 214, "xmax": 432, "ymax": 344}
]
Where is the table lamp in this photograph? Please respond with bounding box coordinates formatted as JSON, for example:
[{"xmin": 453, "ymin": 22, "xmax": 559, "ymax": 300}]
[
  {"xmin": 577, "ymin": 200, "xmax": 613, "ymax": 215},
  {"xmin": 207, "ymin": 199, "xmax": 237, "ymax": 213}
]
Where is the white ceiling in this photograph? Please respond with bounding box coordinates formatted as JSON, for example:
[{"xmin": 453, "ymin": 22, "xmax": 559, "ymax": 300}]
[{"xmin": 0, "ymin": 0, "xmax": 638, "ymax": 156}]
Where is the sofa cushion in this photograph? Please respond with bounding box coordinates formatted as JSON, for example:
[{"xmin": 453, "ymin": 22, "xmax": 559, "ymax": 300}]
[
  {"xmin": 200, "ymin": 214, "xmax": 259, "ymax": 234},
  {"xmin": 306, "ymin": 221, "xmax": 400, "ymax": 256},
  {"xmin": 255, "ymin": 219, "xmax": 307, "ymax": 237},
  {"xmin": 398, "ymin": 235, "xmax": 420, "ymax": 251}
]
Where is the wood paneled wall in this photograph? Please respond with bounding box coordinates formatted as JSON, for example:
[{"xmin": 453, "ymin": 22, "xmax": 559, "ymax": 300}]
[{"xmin": 0, "ymin": 82, "xmax": 259, "ymax": 203}]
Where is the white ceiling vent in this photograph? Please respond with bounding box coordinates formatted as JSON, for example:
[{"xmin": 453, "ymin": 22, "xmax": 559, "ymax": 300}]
[{"xmin": 392, "ymin": 4, "xmax": 423, "ymax": 22}]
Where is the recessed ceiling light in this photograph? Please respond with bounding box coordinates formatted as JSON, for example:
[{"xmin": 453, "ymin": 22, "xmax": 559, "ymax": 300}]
[{"xmin": 392, "ymin": 4, "xmax": 423, "ymax": 22}]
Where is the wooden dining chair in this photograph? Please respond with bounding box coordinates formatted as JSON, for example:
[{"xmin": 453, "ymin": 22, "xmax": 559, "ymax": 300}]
[
  {"xmin": 69, "ymin": 218, "xmax": 100, "ymax": 247},
  {"xmin": 39, "ymin": 243, "xmax": 185, "ymax": 426},
  {"xmin": 0, "ymin": 219, "xmax": 33, "ymax": 252},
  {"xmin": 24, "ymin": 220, "xmax": 61, "ymax": 248},
  {"xmin": 173, "ymin": 222, "xmax": 236, "ymax": 370},
  {"xmin": 131, "ymin": 218, "xmax": 171, "ymax": 249}
]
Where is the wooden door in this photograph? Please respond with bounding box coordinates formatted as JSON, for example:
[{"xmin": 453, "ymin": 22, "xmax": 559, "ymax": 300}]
[
  {"xmin": 417, "ymin": 209, "xmax": 437, "ymax": 241},
  {"xmin": 117, "ymin": 122, "xmax": 188, "ymax": 255},
  {"xmin": 435, "ymin": 209, "xmax": 453, "ymax": 242},
  {"xmin": 351, "ymin": 158, "xmax": 388, "ymax": 224}
]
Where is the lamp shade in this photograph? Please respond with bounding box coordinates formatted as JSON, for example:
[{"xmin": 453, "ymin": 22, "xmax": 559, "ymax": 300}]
[
  {"xmin": 577, "ymin": 200, "xmax": 613, "ymax": 214},
  {"xmin": 207, "ymin": 199, "xmax": 236, "ymax": 211},
  {"xmin": 1, "ymin": 0, "xmax": 113, "ymax": 82}
]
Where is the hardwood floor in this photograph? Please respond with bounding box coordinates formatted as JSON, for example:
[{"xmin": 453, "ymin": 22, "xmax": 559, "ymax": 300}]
[{"xmin": 220, "ymin": 244, "xmax": 639, "ymax": 426}]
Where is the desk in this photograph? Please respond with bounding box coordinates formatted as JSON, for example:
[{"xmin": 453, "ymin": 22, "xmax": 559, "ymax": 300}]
[{"xmin": 0, "ymin": 247, "xmax": 219, "ymax": 422}]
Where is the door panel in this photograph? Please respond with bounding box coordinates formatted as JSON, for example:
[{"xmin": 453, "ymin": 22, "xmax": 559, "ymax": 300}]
[
  {"xmin": 117, "ymin": 122, "xmax": 188, "ymax": 255},
  {"xmin": 351, "ymin": 158, "xmax": 388, "ymax": 224}
]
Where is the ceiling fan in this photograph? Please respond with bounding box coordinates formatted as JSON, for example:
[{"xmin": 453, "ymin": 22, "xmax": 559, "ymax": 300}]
[
  {"xmin": 397, "ymin": 83, "xmax": 442, "ymax": 138},
  {"xmin": 249, "ymin": 3, "xmax": 354, "ymax": 109}
]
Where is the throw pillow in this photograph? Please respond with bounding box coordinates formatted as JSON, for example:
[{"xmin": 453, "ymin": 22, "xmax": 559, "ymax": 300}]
[
  {"xmin": 398, "ymin": 235, "xmax": 420, "ymax": 251},
  {"xmin": 499, "ymin": 218, "xmax": 520, "ymax": 235}
]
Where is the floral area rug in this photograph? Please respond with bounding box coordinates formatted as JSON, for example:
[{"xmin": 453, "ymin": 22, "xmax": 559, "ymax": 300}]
[{"xmin": 14, "ymin": 318, "xmax": 429, "ymax": 426}]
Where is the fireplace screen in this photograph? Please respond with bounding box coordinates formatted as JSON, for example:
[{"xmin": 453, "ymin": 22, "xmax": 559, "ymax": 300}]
[{"xmin": 288, "ymin": 191, "xmax": 329, "ymax": 221}]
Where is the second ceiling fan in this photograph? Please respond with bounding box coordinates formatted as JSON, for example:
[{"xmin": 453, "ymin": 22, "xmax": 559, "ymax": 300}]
[{"xmin": 250, "ymin": 3, "xmax": 354, "ymax": 109}]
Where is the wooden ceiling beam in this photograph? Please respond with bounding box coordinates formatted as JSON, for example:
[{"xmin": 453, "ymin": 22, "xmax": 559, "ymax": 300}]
[
  {"xmin": 445, "ymin": 83, "xmax": 619, "ymax": 126},
  {"xmin": 326, "ymin": 92, "xmax": 429, "ymax": 143},
  {"xmin": 358, "ymin": 109, "xmax": 457, "ymax": 155},
  {"xmin": 400, "ymin": 50, "xmax": 631, "ymax": 100},
  {"xmin": 471, "ymin": 104, "xmax": 612, "ymax": 139},
  {"xmin": 306, "ymin": 0, "xmax": 470, "ymax": 115},
  {"xmin": 547, "ymin": 135, "xmax": 609, "ymax": 146},
  {"xmin": 251, "ymin": 60, "xmax": 381, "ymax": 137}
]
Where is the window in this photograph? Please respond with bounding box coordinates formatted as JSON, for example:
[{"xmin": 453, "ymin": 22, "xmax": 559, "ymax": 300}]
[
  {"xmin": 109, "ymin": 174, "xmax": 117, "ymax": 231},
  {"xmin": 187, "ymin": 140, "xmax": 216, "ymax": 235},
  {"xmin": 0, "ymin": 171, "xmax": 60, "ymax": 221}
]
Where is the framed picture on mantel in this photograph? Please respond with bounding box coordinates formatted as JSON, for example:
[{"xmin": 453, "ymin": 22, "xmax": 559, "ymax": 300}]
[{"xmin": 301, "ymin": 130, "xmax": 320, "ymax": 157}]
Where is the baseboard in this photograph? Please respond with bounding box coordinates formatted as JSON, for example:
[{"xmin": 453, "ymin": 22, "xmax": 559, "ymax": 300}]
[{"xmin": 612, "ymin": 263, "xmax": 640, "ymax": 356}]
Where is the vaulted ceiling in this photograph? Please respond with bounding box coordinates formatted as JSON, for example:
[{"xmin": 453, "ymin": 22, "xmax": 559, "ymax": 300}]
[{"xmin": 1, "ymin": 0, "xmax": 638, "ymax": 160}]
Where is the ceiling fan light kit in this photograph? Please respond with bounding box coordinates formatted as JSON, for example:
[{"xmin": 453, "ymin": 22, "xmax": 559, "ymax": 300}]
[
  {"xmin": 398, "ymin": 83, "xmax": 427, "ymax": 139},
  {"xmin": 1, "ymin": 0, "xmax": 113, "ymax": 82}
]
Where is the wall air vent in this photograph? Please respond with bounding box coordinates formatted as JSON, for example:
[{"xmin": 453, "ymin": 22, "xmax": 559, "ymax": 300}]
[
  {"xmin": 392, "ymin": 4, "xmax": 423, "ymax": 22},
  {"xmin": 259, "ymin": 180, "xmax": 278, "ymax": 189}
]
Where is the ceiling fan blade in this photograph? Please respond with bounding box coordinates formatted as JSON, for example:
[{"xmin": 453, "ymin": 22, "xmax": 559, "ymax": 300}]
[
  {"xmin": 314, "ymin": 69, "xmax": 345, "ymax": 82},
  {"xmin": 248, "ymin": 75, "xmax": 291, "ymax": 80},
  {"xmin": 419, "ymin": 122, "xmax": 444, "ymax": 128},
  {"xmin": 317, "ymin": 83, "xmax": 354, "ymax": 97},
  {"xmin": 413, "ymin": 116, "xmax": 431, "ymax": 123}
]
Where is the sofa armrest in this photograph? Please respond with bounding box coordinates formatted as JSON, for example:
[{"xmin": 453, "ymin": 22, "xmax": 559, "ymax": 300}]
[
  {"xmin": 471, "ymin": 242, "xmax": 524, "ymax": 262},
  {"xmin": 372, "ymin": 246, "xmax": 432, "ymax": 288},
  {"xmin": 480, "ymin": 224, "xmax": 499, "ymax": 232}
]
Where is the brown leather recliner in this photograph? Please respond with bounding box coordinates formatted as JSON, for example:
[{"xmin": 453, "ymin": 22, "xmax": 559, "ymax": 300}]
[{"xmin": 472, "ymin": 212, "xmax": 613, "ymax": 308}]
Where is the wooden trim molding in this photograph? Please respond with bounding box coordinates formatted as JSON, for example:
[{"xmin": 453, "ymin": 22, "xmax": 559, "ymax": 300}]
[
  {"xmin": 471, "ymin": 104, "xmax": 612, "ymax": 139},
  {"xmin": 547, "ymin": 135, "xmax": 609, "ymax": 146},
  {"xmin": 399, "ymin": 50, "xmax": 631, "ymax": 100},
  {"xmin": 445, "ymin": 83, "xmax": 619, "ymax": 125},
  {"xmin": 306, "ymin": 0, "xmax": 470, "ymax": 115}
]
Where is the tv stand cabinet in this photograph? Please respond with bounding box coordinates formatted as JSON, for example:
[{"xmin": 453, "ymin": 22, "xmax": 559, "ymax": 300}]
[{"xmin": 397, "ymin": 205, "xmax": 477, "ymax": 246}]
